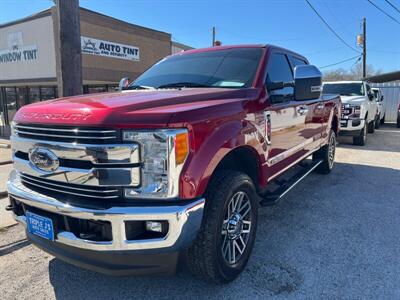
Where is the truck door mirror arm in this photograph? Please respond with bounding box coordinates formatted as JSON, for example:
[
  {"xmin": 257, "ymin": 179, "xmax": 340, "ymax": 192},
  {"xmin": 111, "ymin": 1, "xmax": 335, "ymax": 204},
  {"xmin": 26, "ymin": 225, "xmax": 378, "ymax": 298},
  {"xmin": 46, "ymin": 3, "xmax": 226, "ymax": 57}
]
[{"xmin": 266, "ymin": 81, "xmax": 294, "ymax": 91}]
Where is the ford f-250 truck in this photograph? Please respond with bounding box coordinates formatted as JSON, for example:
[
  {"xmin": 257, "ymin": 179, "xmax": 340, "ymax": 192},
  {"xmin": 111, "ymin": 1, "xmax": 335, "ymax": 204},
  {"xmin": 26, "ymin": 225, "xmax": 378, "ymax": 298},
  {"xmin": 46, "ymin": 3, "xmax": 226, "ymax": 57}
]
[
  {"xmin": 323, "ymin": 81, "xmax": 377, "ymax": 146},
  {"xmin": 7, "ymin": 45, "xmax": 340, "ymax": 283}
]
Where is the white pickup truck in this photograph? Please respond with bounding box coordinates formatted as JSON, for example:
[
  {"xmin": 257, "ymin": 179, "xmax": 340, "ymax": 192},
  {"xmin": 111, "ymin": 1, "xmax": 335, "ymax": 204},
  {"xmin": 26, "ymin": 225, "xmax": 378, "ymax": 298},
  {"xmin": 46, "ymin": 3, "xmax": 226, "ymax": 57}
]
[
  {"xmin": 372, "ymin": 87, "xmax": 386, "ymax": 128},
  {"xmin": 323, "ymin": 81, "xmax": 378, "ymax": 146}
]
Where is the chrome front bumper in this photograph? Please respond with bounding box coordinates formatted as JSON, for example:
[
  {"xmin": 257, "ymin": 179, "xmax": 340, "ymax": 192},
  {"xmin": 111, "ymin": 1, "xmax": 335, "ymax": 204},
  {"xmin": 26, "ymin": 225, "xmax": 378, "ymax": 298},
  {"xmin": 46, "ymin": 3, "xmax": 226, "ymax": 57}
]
[{"xmin": 7, "ymin": 170, "xmax": 205, "ymax": 253}]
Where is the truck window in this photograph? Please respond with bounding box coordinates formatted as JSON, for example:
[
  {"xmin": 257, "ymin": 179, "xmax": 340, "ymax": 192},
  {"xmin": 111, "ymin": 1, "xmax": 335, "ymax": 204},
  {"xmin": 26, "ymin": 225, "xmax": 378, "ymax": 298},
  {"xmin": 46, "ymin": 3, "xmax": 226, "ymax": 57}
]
[
  {"xmin": 323, "ymin": 83, "xmax": 364, "ymax": 96},
  {"xmin": 266, "ymin": 53, "xmax": 294, "ymax": 103},
  {"xmin": 132, "ymin": 48, "xmax": 263, "ymax": 89}
]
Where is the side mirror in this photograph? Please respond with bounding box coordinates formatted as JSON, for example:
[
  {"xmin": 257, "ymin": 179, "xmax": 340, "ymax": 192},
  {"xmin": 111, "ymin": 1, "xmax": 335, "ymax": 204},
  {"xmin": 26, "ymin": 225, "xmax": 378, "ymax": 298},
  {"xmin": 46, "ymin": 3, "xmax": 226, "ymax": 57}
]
[
  {"xmin": 368, "ymin": 93, "xmax": 374, "ymax": 101},
  {"xmin": 118, "ymin": 77, "xmax": 130, "ymax": 91},
  {"xmin": 293, "ymin": 65, "xmax": 322, "ymax": 101}
]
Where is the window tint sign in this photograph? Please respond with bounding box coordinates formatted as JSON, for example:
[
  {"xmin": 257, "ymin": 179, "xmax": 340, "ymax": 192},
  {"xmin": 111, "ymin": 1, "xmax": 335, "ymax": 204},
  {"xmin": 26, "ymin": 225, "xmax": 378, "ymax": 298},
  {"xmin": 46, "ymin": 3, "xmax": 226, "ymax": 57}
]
[
  {"xmin": 81, "ymin": 36, "xmax": 140, "ymax": 61},
  {"xmin": 0, "ymin": 32, "xmax": 38, "ymax": 64}
]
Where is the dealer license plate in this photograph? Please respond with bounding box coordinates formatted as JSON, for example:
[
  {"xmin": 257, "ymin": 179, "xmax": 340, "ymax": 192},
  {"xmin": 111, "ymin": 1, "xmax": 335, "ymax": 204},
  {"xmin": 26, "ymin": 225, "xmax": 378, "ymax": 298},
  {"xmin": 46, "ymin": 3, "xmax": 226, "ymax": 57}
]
[{"xmin": 26, "ymin": 211, "xmax": 54, "ymax": 241}]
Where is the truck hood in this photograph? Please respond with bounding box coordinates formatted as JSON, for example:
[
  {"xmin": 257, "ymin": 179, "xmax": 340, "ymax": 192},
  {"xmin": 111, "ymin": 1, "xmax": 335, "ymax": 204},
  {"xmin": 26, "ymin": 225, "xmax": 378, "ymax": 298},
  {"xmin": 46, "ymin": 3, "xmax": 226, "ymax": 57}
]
[
  {"xmin": 340, "ymin": 95, "xmax": 365, "ymax": 105},
  {"xmin": 14, "ymin": 88, "xmax": 258, "ymax": 127}
]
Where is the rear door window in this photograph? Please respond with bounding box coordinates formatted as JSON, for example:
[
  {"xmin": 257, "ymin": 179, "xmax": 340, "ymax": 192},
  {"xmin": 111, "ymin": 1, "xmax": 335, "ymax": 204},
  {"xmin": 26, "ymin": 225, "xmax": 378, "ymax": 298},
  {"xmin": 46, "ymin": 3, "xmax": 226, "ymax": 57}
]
[{"xmin": 266, "ymin": 53, "xmax": 294, "ymax": 103}]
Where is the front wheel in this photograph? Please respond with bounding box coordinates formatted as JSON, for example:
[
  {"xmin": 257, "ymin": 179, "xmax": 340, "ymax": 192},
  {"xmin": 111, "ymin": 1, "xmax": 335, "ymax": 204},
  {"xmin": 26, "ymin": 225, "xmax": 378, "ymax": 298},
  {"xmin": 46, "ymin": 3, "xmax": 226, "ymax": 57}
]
[
  {"xmin": 313, "ymin": 129, "xmax": 336, "ymax": 174},
  {"xmin": 368, "ymin": 120, "xmax": 375, "ymax": 133},
  {"xmin": 187, "ymin": 171, "xmax": 258, "ymax": 283},
  {"xmin": 353, "ymin": 122, "xmax": 367, "ymax": 146},
  {"xmin": 375, "ymin": 115, "xmax": 380, "ymax": 129}
]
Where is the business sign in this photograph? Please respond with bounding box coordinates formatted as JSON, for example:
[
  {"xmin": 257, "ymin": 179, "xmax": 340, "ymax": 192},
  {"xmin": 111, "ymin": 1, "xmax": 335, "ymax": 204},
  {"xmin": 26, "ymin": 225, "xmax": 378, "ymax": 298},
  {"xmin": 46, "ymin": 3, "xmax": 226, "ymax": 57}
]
[
  {"xmin": 0, "ymin": 31, "xmax": 38, "ymax": 64},
  {"xmin": 81, "ymin": 36, "xmax": 140, "ymax": 61}
]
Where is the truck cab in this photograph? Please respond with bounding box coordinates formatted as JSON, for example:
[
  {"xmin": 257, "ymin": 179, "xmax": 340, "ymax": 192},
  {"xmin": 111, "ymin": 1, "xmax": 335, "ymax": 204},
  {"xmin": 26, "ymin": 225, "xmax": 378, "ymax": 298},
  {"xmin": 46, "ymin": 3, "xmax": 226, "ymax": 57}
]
[
  {"xmin": 323, "ymin": 81, "xmax": 378, "ymax": 146},
  {"xmin": 7, "ymin": 44, "xmax": 340, "ymax": 283}
]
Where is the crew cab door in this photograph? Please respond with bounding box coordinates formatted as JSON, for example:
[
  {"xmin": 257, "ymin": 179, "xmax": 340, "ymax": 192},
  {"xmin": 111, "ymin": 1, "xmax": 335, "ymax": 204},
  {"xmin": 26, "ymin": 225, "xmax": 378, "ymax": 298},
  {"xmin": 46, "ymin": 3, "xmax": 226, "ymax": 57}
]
[
  {"xmin": 365, "ymin": 83, "xmax": 377, "ymax": 122},
  {"xmin": 265, "ymin": 53, "xmax": 309, "ymax": 178},
  {"xmin": 289, "ymin": 56, "xmax": 324, "ymax": 151}
]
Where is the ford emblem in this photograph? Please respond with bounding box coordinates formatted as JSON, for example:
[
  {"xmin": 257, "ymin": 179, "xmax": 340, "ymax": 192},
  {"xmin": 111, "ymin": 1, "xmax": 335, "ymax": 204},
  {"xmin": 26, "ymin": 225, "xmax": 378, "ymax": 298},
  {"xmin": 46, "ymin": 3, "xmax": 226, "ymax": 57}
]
[{"xmin": 28, "ymin": 147, "xmax": 59, "ymax": 172}]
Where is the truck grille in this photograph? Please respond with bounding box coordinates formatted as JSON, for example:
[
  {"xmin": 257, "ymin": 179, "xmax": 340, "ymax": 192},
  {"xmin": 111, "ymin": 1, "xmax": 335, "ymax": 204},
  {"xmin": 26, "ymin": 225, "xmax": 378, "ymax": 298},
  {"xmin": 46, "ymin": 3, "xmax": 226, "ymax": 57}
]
[
  {"xmin": 20, "ymin": 173, "xmax": 121, "ymax": 200},
  {"xmin": 13, "ymin": 123, "xmax": 119, "ymax": 144}
]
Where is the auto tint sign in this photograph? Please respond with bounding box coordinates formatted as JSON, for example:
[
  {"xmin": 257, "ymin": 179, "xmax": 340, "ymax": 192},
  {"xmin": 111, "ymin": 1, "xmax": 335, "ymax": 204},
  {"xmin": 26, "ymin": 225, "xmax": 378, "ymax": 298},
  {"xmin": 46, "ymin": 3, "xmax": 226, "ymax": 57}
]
[{"xmin": 81, "ymin": 36, "xmax": 140, "ymax": 61}]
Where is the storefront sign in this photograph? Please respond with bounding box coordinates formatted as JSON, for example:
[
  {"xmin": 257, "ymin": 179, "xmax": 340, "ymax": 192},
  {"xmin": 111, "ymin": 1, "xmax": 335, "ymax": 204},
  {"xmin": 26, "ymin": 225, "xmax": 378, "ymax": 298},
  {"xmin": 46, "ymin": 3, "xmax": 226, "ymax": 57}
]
[
  {"xmin": 81, "ymin": 36, "xmax": 140, "ymax": 61},
  {"xmin": 0, "ymin": 31, "xmax": 38, "ymax": 64}
]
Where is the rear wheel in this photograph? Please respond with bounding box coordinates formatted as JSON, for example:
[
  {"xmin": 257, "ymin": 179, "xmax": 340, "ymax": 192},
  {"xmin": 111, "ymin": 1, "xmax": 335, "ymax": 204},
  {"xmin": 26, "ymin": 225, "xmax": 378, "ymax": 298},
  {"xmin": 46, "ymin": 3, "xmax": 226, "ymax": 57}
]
[
  {"xmin": 397, "ymin": 117, "xmax": 400, "ymax": 128},
  {"xmin": 380, "ymin": 115, "xmax": 385, "ymax": 125},
  {"xmin": 353, "ymin": 122, "xmax": 367, "ymax": 146},
  {"xmin": 187, "ymin": 171, "xmax": 258, "ymax": 283},
  {"xmin": 313, "ymin": 129, "xmax": 336, "ymax": 174}
]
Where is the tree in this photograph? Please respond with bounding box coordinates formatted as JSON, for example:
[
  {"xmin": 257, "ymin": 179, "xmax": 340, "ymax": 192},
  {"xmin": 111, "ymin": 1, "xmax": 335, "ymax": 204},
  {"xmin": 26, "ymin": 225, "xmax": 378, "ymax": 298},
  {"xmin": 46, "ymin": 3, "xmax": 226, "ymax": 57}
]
[{"xmin": 323, "ymin": 63, "xmax": 382, "ymax": 81}]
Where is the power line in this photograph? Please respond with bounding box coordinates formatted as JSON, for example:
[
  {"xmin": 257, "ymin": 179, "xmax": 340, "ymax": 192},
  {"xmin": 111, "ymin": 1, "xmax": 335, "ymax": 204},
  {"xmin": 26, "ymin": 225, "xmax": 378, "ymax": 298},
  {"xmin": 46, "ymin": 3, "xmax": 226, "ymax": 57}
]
[
  {"xmin": 305, "ymin": 0, "xmax": 361, "ymax": 54},
  {"xmin": 384, "ymin": 0, "xmax": 400, "ymax": 15},
  {"xmin": 366, "ymin": 0, "xmax": 400, "ymax": 25},
  {"xmin": 319, "ymin": 55, "xmax": 362, "ymax": 69}
]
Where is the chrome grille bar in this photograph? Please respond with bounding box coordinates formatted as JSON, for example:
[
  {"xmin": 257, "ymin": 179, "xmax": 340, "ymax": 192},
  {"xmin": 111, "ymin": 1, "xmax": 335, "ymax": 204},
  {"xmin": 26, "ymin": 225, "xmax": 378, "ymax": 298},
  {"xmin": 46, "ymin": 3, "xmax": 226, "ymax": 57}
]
[
  {"xmin": 14, "ymin": 130, "xmax": 117, "ymax": 140},
  {"xmin": 20, "ymin": 174, "xmax": 120, "ymax": 199},
  {"xmin": 14, "ymin": 124, "xmax": 116, "ymax": 134}
]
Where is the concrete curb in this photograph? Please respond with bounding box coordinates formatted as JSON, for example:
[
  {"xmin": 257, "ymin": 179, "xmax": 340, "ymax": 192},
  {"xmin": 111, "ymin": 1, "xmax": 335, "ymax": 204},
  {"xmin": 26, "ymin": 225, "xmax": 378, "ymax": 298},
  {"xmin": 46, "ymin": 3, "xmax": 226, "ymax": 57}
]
[
  {"xmin": 0, "ymin": 143, "xmax": 10, "ymax": 149},
  {"xmin": 0, "ymin": 191, "xmax": 8, "ymax": 198},
  {"xmin": 0, "ymin": 160, "xmax": 12, "ymax": 166}
]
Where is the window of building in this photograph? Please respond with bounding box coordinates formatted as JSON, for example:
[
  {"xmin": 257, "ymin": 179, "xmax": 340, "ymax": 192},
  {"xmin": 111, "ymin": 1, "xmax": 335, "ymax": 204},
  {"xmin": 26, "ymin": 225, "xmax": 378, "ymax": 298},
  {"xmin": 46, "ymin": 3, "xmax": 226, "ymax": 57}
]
[
  {"xmin": 40, "ymin": 87, "xmax": 56, "ymax": 101},
  {"xmin": 29, "ymin": 87, "xmax": 41, "ymax": 103},
  {"xmin": 88, "ymin": 86, "xmax": 107, "ymax": 94},
  {"xmin": 5, "ymin": 87, "xmax": 17, "ymax": 124}
]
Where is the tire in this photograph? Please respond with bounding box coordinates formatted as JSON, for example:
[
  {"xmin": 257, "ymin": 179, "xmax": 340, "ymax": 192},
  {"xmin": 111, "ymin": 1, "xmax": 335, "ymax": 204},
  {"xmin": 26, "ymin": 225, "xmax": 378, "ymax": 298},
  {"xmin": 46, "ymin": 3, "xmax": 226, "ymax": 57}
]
[
  {"xmin": 187, "ymin": 170, "xmax": 258, "ymax": 284},
  {"xmin": 397, "ymin": 118, "xmax": 400, "ymax": 128},
  {"xmin": 375, "ymin": 115, "xmax": 380, "ymax": 129},
  {"xmin": 353, "ymin": 122, "xmax": 367, "ymax": 146},
  {"xmin": 380, "ymin": 115, "xmax": 385, "ymax": 125},
  {"xmin": 367, "ymin": 120, "xmax": 375, "ymax": 133},
  {"xmin": 313, "ymin": 129, "xmax": 336, "ymax": 174}
]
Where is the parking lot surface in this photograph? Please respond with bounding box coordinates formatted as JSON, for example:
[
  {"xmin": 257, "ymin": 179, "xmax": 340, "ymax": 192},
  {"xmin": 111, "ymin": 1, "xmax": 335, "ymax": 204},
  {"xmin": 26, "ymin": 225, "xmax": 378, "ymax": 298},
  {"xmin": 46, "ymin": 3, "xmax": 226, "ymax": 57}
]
[{"xmin": 0, "ymin": 124, "xmax": 399, "ymax": 299}]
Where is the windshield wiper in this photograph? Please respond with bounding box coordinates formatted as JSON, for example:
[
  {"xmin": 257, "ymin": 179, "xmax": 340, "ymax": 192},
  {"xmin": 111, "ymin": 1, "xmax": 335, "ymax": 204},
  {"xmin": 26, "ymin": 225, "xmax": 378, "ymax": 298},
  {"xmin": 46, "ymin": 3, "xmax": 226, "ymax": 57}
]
[
  {"xmin": 126, "ymin": 85, "xmax": 156, "ymax": 90},
  {"xmin": 157, "ymin": 82, "xmax": 209, "ymax": 89}
]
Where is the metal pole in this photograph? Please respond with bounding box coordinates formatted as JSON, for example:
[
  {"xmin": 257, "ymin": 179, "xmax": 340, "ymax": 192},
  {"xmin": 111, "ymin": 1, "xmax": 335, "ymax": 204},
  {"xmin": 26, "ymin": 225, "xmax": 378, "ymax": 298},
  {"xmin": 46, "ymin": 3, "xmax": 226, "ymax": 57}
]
[{"xmin": 212, "ymin": 27, "xmax": 215, "ymax": 47}]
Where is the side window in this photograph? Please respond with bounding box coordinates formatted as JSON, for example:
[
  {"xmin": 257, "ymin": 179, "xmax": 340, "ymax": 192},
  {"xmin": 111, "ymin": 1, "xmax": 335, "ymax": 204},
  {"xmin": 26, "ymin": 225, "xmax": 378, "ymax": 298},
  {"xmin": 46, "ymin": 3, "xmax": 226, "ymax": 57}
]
[
  {"xmin": 266, "ymin": 53, "xmax": 294, "ymax": 104},
  {"xmin": 365, "ymin": 84, "xmax": 371, "ymax": 97}
]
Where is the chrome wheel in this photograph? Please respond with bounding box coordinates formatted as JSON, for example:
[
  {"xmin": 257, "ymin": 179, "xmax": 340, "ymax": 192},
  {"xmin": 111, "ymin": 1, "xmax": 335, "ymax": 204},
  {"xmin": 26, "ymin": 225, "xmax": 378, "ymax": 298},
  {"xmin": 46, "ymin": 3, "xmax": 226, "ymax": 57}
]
[
  {"xmin": 221, "ymin": 191, "xmax": 252, "ymax": 265},
  {"xmin": 328, "ymin": 133, "xmax": 336, "ymax": 169}
]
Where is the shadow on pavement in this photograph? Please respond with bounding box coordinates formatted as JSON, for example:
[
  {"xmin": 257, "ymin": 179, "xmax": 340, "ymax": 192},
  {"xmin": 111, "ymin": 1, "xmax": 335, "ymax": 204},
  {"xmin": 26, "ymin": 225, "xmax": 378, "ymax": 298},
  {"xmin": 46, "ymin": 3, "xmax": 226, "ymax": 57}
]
[{"xmin": 47, "ymin": 162, "xmax": 400, "ymax": 299}]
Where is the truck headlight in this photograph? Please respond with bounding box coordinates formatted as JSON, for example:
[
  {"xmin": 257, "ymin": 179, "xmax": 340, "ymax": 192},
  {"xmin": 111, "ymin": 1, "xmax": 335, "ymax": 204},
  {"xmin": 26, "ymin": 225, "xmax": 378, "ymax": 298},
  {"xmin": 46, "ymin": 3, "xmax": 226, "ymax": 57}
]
[
  {"xmin": 351, "ymin": 105, "xmax": 361, "ymax": 117},
  {"xmin": 123, "ymin": 129, "xmax": 189, "ymax": 199}
]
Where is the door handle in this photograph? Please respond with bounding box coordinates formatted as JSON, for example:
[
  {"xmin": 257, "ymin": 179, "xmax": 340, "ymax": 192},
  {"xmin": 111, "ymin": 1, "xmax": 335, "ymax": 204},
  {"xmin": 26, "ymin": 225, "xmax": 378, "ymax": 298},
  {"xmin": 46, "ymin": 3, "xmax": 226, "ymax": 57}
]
[{"xmin": 297, "ymin": 106, "xmax": 309, "ymax": 115}]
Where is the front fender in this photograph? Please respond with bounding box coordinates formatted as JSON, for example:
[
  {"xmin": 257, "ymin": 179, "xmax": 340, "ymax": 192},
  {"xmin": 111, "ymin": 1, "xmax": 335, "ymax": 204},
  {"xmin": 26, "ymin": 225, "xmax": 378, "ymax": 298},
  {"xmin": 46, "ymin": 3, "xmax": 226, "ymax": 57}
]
[{"xmin": 179, "ymin": 120, "xmax": 262, "ymax": 199}]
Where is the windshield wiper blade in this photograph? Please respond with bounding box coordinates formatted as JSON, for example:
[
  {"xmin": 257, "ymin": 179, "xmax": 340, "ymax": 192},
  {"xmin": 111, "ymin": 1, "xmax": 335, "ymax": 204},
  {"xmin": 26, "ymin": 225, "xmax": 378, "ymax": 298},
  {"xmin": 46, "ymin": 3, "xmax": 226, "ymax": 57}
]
[
  {"xmin": 126, "ymin": 85, "xmax": 156, "ymax": 90},
  {"xmin": 157, "ymin": 82, "xmax": 209, "ymax": 89}
]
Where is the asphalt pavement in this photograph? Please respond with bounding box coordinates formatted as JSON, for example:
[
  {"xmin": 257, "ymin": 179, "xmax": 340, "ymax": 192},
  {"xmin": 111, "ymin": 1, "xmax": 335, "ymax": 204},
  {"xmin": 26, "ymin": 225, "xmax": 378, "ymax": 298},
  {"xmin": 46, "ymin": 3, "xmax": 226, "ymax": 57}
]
[{"xmin": 0, "ymin": 124, "xmax": 399, "ymax": 299}]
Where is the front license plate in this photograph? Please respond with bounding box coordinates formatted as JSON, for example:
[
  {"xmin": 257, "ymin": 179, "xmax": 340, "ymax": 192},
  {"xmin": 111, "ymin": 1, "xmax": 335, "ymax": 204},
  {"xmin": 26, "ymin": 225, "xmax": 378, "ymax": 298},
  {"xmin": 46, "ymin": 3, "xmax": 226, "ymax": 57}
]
[{"xmin": 26, "ymin": 211, "xmax": 54, "ymax": 241}]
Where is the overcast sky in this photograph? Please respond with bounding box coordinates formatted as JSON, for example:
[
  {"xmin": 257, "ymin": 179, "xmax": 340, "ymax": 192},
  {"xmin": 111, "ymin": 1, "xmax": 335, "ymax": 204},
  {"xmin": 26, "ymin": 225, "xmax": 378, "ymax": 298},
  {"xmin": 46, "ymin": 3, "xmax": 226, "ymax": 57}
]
[{"xmin": 1, "ymin": 0, "xmax": 399, "ymax": 73}]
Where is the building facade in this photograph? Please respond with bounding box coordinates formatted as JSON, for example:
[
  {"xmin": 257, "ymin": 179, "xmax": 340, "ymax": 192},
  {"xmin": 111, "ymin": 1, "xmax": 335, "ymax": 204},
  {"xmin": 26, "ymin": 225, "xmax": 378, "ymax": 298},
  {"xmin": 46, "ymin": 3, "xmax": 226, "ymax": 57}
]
[{"xmin": 0, "ymin": 7, "xmax": 190, "ymax": 136}]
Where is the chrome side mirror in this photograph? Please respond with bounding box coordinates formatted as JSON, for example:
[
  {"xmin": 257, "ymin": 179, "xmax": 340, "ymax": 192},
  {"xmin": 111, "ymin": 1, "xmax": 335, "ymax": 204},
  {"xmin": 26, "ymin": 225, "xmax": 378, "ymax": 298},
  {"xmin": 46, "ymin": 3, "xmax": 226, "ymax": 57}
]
[
  {"xmin": 118, "ymin": 77, "xmax": 130, "ymax": 91},
  {"xmin": 293, "ymin": 65, "xmax": 322, "ymax": 101}
]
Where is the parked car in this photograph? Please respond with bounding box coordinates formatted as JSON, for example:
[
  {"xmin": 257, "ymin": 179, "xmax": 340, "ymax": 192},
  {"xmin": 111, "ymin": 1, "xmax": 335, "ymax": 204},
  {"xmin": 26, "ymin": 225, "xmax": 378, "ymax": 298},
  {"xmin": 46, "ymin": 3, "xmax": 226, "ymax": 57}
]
[
  {"xmin": 7, "ymin": 45, "xmax": 341, "ymax": 283},
  {"xmin": 323, "ymin": 81, "xmax": 378, "ymax": 146},
  {"xmin": 372, "ymin": 87, "xmax": 386, "ymax": 127},
  {"xmin": 397, "ymin": 103, "xmax": 400, "ymax": 128}
]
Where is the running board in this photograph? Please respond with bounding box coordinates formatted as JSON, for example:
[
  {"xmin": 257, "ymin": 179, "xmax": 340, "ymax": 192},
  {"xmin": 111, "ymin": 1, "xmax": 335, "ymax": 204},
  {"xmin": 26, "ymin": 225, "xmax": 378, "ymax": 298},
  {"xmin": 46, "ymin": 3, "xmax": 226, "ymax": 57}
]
[{"xmin": 260, "ymin": 159, "xmax": 323, "ymax": 206}]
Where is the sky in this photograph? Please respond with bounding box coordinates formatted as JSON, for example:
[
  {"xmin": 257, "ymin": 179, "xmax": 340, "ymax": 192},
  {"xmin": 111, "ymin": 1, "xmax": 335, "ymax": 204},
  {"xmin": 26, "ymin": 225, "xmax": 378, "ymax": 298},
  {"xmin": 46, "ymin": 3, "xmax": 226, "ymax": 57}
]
[{"xmin": 1, "ymin": 0, "xmax": 399, "ymax": 73}]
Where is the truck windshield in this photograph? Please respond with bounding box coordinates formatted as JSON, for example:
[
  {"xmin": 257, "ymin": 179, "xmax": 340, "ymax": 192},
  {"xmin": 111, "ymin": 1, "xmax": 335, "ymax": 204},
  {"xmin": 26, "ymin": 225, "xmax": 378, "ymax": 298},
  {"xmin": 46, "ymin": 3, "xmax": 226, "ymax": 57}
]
[
  {"xmin": 323, "ymin": 83, "xmax": 364, "ymax": 96},
  {"xmin": 131, "ymin": 48, "xmax": 263, "ymax": 89}
]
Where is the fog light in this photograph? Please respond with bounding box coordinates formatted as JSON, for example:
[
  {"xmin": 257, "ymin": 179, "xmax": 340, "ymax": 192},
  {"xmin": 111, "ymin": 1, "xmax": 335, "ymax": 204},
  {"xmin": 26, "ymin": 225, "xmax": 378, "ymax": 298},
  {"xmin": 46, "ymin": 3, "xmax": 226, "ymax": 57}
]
[{"xmin": 146, "ymin": 221, "xmax": 163, "ymax": 233}]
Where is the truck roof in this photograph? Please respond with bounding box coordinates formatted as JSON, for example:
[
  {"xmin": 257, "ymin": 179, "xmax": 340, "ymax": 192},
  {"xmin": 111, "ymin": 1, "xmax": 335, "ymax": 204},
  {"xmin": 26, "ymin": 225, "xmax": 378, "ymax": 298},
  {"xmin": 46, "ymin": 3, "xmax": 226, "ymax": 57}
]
[
  {"xmin": 323, "ymin": 81, "xmax": 364, "ymax": 84},
  {"xmin": 172, "ymin": 44, "xmax": 308, "ymax": 62}
]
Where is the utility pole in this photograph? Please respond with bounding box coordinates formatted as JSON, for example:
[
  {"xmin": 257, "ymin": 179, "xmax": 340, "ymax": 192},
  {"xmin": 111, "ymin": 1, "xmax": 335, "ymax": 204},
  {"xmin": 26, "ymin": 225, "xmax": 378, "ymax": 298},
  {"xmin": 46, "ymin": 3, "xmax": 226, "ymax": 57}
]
[
  {"xmin": 212, "ymin": 26, "xmax": 216, "ymax": 46},
  {"xmin": 54, "ymin": 0, "xmax": 83, "ymax": 97},
  {"xmin": 362, "ymin": 17, "xmax": 366, "ymax": 78}
]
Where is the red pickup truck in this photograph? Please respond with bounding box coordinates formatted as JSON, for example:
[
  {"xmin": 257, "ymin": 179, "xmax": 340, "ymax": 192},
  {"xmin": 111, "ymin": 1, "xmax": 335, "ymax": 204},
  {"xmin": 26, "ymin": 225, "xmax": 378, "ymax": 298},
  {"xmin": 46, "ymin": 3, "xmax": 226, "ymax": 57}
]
[{"xmin": 7, "ymin": 45, "xmax": 340, "ymax": 283}]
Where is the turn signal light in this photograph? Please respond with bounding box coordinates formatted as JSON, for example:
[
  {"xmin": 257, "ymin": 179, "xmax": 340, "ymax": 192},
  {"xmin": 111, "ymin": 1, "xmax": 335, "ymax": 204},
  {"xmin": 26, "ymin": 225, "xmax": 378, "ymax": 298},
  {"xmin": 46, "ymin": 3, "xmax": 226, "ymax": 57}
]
[{"xmin": 175, "ymin": 132, "xmax": 189, "ymax": 165}]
